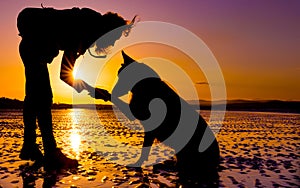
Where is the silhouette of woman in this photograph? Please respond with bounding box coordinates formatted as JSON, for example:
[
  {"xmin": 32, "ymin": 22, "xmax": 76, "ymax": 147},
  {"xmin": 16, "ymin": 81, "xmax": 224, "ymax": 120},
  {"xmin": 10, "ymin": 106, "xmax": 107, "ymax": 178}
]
[{"xmin": 17, "ymin": 6, "xmax": 134, "ymax": 170}]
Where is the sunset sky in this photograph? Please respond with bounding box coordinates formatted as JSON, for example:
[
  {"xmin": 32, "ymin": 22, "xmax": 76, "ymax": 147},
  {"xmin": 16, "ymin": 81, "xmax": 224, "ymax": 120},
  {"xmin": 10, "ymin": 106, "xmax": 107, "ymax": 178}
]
[{"xmin": 0, "ymin": 0, "xmax": 299, "ymax": 104}]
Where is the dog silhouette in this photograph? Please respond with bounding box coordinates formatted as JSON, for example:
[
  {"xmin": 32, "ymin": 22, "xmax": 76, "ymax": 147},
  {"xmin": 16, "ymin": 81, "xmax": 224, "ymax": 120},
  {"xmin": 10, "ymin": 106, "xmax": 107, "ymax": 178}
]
[{"xmin": 111, "ymin": 51, "xmax": 220, "ymax": 176}]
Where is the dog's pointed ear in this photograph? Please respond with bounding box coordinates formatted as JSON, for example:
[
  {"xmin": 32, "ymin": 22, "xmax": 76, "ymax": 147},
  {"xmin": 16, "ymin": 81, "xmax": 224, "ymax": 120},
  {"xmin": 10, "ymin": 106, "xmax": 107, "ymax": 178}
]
[{"xmin": 121, "ymin": 50, "xmax": 135, "ymax": 64}]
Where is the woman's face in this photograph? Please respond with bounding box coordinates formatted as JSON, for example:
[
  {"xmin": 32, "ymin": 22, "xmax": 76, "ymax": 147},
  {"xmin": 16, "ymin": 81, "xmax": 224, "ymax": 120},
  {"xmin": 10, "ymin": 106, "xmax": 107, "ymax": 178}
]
[{"xmin": 95, "ymin": 30, "xmax": 123, "ymax": 55}]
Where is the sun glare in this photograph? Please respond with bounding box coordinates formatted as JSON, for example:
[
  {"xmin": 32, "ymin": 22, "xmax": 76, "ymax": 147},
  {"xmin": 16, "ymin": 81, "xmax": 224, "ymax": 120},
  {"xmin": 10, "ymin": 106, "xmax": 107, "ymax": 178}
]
[
  {"xmin": 72, "ymin": 67, "xmax": 78, "ymax": 79},
  {"xmin": 72, "ymin": 56, "xmax": 83, "ymax": 79}
]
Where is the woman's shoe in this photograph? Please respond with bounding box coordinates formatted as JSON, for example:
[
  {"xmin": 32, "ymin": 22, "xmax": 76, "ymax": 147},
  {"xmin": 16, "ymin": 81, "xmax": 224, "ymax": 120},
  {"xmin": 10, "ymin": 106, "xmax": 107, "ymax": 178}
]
[
  {"xmin": 44, "ymin": 148, "xmax": 78, "ymax": 171},
  {"xmin": 19, "ymin": 143, "xmax": 43, "ymax": 162}
]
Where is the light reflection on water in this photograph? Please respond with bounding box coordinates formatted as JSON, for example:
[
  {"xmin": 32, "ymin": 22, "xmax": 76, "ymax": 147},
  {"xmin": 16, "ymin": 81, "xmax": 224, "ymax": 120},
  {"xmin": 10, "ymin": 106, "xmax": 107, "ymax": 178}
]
[
  {"xmin": 53, "ymin": 108, "xmax": 174, "ymax": 166},
  {"xmin": 70, "ymin": 109, "xmax": 82, "ymax": 157},
  {"xmin": 47, "ymin": 109, "xmax": 300, "ymax": 168},
  {"xmin": 70, "ymin": 131, "xmax": 81, "ymax": 156}
]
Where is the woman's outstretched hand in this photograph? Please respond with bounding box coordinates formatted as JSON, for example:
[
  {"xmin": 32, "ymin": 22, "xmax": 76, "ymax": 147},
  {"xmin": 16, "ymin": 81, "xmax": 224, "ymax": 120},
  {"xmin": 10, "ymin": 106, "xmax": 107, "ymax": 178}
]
[
  {"xmin": 80, "ymin": 80, "xmax": 111, "ymax": 101},
  {"xmin": 89, "ymin": 87, "xmax": 111, "ymax": 101}
]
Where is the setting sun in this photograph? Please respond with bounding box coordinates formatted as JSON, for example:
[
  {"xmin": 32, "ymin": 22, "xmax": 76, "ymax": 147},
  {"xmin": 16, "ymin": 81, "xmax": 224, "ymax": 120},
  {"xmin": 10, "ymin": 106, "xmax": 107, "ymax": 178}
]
[
  {"xmin": 72, "ymin": 69, "xmax": 77, "ymax": 79},
  {"xmin": 72, "ymin": 56, "xmax": 83, "ymax": 79}
]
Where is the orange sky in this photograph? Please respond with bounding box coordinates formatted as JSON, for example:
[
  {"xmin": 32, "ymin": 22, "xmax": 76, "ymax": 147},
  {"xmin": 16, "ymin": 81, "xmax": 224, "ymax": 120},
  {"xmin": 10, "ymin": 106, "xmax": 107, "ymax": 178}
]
[{"xmin": 0, "ymin": 0, "xmax": 300, "ymax": 104}]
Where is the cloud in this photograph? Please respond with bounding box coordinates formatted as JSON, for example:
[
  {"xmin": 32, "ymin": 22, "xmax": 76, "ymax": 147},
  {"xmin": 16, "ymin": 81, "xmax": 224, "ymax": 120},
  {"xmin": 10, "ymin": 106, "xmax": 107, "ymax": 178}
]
[{"xmin": 195, "ymin": 81, "xmax": 208, "ymax": 85}]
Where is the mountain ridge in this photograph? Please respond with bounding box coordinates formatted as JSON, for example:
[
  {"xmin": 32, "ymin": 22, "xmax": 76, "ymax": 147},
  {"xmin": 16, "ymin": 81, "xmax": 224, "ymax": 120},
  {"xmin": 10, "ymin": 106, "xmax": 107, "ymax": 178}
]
[{"xmin": 1, "ymin": 97, "xmax": 299, "ymax": 113}]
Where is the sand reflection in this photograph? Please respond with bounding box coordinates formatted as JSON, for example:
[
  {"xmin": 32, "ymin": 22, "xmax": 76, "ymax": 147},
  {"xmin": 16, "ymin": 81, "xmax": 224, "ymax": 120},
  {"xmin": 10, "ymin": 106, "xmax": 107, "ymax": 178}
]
[
  {"xmin": 70, "ymin": 131, "xmax": 81, "ymax": 155},
  {"xmin": 69, "ymin": 109, "xmax": 83, "ymax": 157}
]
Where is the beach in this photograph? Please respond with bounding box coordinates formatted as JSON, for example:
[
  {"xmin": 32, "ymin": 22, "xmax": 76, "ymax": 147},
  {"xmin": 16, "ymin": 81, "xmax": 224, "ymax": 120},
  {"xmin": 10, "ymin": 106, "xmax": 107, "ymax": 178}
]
[{"xmin": 0, "ymin": 109, "xmax": 299, "ymax": 187}]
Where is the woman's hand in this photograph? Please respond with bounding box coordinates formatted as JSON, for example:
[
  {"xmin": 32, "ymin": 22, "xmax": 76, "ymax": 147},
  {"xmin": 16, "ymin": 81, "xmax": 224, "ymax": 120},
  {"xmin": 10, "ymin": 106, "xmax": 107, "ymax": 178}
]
[{"xmin": 89, "ymin": 87, "xmax": 111, "ymax": 101}]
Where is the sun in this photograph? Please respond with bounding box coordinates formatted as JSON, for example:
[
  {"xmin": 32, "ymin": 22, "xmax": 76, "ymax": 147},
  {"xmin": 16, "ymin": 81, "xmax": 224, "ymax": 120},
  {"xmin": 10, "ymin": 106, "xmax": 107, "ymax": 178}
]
[
  {"xmin": 72, "ymin": 62, "xmax": 81, "ymax": 79},
  {"xmin": 72, "ymin": 68, "xmax": 78, "ymax": 79},
  {"xmin": 72, "ymin": 56, "xmax": 84, "ymax": 79}
]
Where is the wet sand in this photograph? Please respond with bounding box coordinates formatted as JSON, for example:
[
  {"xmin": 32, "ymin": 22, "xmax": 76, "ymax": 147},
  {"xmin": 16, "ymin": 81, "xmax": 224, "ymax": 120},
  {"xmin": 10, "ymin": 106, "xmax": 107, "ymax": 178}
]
[{"xmin": 0, "ymin": 109, "xmax": 299, "ymax": 187}]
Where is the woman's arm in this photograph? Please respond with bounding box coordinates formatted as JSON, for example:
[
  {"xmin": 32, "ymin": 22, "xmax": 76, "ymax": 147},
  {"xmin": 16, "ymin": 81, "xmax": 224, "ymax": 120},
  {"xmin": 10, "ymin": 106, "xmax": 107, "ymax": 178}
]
[{"xmin": 60, "ymin": 50, "xmax": 86, "ymax": 92}]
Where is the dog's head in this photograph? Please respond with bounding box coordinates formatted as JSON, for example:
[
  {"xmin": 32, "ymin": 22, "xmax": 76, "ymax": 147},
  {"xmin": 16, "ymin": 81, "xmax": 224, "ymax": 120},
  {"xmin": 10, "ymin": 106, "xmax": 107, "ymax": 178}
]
[{"xmin": 118, "ymin": 50, "xmax": 136, "ymax": 75}]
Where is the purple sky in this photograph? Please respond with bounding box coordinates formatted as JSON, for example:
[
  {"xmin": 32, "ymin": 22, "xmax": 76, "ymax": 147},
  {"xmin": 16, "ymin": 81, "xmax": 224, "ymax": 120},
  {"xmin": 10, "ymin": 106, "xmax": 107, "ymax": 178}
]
[{"xmin": 0, "ymin": 0, "xmax": 299, "ymax": 101}]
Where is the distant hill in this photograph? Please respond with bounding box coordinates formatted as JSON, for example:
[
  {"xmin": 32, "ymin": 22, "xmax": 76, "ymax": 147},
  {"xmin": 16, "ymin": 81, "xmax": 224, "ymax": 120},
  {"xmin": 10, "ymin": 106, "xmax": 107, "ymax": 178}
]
[
  {"xmin": 0, "ymin": 97, "xmax": 112, "ymax": 110},
  {"xmin": 0, "ymin": 97, "xmax": 23, "ymax": 109},
  {"xmin": 0, "ymin": 97, "xmax": 299, "ymax": 114},
  {"xmin": 224, "ymin": 99, "xmax": 300, "ymax": 113},
  {"xmin": 189, "ymin": 99, "xmax": 300, "ymax": 114}
]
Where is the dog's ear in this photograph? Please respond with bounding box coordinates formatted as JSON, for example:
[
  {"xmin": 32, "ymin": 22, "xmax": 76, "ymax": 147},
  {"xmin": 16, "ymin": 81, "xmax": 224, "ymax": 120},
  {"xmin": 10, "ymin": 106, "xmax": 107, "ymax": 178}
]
[{"xmin": 122, "ymin": 50, "xmax": 135, "ymax": 64}]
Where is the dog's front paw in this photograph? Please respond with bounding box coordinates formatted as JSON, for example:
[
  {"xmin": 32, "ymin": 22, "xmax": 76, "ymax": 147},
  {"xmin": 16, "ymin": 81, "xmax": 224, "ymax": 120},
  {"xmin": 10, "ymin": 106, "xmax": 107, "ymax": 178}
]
[{"xmin": 126, "ymin": 160, "xmax": 144, "ymax": 168}]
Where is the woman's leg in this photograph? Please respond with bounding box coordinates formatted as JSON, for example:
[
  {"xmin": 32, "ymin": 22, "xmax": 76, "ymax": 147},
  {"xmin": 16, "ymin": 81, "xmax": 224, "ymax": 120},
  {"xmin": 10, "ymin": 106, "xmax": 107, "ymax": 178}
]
[
  {"xmin": 19, "ymin": 38, "xmax": 56, "ymax": 159},
  {"xmin": 19, "ymin": 38, "xmax": 78, "ymax": 170}
]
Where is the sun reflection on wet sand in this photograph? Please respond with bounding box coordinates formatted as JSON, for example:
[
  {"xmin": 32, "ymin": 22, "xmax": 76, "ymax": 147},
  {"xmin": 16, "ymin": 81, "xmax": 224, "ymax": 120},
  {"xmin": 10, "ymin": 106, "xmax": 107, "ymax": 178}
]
[
  {"xmin": 0, "ymin": 109, "xmax": 299, "ymax": 187},
  {"xmin": 70, "ymin": 131, "xmax": 81, "ymax": 157},
  {"xmin": 70, "ymin": 109, "xmax": 82, "ymax": 158}
]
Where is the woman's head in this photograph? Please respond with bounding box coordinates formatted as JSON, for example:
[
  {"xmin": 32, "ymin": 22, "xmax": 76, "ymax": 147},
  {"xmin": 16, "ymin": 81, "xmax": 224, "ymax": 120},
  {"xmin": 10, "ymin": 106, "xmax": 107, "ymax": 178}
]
[{"xmin": 93, "ymin": 13, "xmax": 138, "ymax": 56}]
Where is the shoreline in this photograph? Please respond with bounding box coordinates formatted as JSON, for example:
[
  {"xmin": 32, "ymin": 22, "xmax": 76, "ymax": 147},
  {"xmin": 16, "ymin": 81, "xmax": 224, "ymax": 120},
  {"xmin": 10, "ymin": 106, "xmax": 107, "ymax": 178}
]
[{"xmin": 1, "ymin": 97, "xmax": 300, "ymax": 114}]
